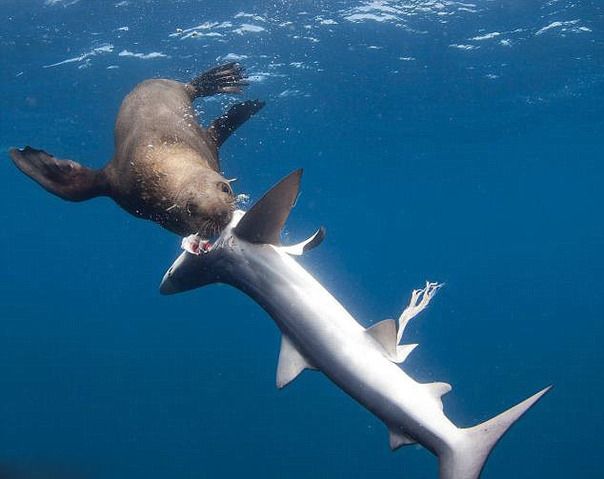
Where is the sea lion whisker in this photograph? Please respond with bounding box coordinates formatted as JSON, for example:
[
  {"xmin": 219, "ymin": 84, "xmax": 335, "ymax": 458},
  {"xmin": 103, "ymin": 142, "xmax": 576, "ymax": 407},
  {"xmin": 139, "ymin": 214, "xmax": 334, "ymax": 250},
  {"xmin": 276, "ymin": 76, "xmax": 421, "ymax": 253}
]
[{"xmin": 199, "ymin": 218, "xmax": 211, "ymax": 235}]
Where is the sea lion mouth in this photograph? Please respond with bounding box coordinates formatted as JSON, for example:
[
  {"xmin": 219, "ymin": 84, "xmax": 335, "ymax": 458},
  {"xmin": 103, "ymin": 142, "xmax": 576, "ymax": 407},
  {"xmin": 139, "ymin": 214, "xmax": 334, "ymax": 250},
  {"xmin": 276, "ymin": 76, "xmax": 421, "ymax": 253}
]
[
  {"xmin": 182, "ymin": 234, "xmax": 213, "ymax": 255},
  {"xmin": 196, "ymin": 209, "xmax": 233, "ymax": 239}
]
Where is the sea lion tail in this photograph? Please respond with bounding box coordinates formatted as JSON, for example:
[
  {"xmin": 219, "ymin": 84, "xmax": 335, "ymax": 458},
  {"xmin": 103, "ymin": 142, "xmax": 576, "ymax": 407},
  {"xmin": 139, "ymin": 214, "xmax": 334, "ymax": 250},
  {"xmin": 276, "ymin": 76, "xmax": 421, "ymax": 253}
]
[
  {"xmin": 188, "ymin": 62, "xmax": 248, "ymax": 98},
  {"xmin": 9, "ymin": 146, "xmax": 109, "ymax": 202}
]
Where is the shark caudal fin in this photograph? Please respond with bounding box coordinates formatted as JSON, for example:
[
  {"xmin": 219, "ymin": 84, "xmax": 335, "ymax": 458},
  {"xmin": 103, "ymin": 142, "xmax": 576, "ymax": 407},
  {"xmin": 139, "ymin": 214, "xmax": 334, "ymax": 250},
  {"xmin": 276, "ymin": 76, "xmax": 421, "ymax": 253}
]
[{"xmin": 439, "ymin": 386, "xmax": 551, "ymax": 479}]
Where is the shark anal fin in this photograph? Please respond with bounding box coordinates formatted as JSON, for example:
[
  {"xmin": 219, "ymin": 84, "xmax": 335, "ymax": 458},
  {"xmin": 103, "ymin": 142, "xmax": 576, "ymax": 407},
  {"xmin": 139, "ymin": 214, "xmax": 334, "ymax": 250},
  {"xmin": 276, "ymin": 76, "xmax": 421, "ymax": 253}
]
[
  {"xmin": 276, "ymin": 335, "xmax": 315, "ymax": 389},
  {"xmin": 234, "ymin": 170, "xmax": 302, "ymax": 245},
  {"xmin": 280, "ymin": 226, "xmax": 326, "ymax": 256},
  {"xmin": 424, "ymin": 381, "xmax": 452, "ymax": 410},
  {"xmin": 389, "ymin": 428, "xmax": 417, "ymax": 451},
  {"xmin": 366, "ymin": 319, "xmax": 398, "ymax": 359}
]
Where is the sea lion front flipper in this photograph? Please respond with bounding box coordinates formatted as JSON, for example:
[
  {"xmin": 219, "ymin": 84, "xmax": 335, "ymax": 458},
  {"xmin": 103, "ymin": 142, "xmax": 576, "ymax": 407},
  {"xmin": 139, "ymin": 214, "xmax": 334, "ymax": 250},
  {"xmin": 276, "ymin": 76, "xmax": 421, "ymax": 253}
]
[
  {"xmin": 9, "ymin": 146, "xmax": 109, "ymax": 202},
  {"xmin": 208, "ymin": 100, "xmax": 265, "ymax": 147},
  {"xmin": 189, "ymin": 62, "xmax": 249, "ymax": 98}
]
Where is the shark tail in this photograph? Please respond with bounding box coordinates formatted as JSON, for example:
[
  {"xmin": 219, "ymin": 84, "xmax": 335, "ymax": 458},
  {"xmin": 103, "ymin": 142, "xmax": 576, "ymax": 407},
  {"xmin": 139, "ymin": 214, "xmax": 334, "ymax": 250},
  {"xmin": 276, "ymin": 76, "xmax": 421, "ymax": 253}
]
[{"xmin": 439, "ymin": 386, "xmax": 551, "ymax": 479}]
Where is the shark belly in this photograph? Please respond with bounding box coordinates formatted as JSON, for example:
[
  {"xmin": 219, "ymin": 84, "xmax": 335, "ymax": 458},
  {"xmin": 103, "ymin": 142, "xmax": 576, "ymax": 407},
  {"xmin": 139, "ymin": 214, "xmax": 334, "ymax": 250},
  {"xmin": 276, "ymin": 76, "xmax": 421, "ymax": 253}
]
[
  {"xmin": 161, "ymin": 170, "xmax": 551, "ymax": 479},
  {"xmin": 227, "ymin": 244, "xmax": 459, "ymax": 456}
]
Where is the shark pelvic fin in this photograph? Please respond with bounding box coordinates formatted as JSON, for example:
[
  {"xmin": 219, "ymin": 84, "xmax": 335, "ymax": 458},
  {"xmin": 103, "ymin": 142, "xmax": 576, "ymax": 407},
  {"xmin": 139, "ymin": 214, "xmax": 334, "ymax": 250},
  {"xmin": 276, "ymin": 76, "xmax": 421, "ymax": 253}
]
[
  {"xmin": 388, "ymin": 428, "xmax": 417, "ymax": 451},
  {"xmin": 424, "ymin": 381, "xmax": 453, "ymax": 410},
  {"xmin": 276, "ymin": 335, "xmax": 315, "ymax": 389},
  {"xmin": 234, "ymin": 169, "xmax": 302, "ymax": 245},
  {"xmin": 395, "ymin": 344, "xmax": 418, "ymax": 363},
  {"xmin": 279, "ymin": 226, "xmax": 326, "ymax": 256},
  {"xmin": 366, "ymin": 319, "xmax": 398, "ymax": 359},
  {"xmin": 367, "ymin": 320, "xmax": 418, "ymax": 364}
]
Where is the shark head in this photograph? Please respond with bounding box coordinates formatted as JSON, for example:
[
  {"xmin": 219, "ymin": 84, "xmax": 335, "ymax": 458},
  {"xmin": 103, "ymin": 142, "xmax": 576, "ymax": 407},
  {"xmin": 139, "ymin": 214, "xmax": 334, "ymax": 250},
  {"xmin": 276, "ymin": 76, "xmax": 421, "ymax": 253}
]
[{"xmin": 159, "ymin": 169, "xmax": 325, "ymax": 295}]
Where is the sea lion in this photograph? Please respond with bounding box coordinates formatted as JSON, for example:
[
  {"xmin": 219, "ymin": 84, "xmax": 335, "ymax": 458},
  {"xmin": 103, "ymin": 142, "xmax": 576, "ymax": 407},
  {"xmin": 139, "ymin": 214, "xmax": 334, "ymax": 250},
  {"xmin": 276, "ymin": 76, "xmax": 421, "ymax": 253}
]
[{"xmin": 9, "ymin": 62, "xmax": 264, "ymax": 237}]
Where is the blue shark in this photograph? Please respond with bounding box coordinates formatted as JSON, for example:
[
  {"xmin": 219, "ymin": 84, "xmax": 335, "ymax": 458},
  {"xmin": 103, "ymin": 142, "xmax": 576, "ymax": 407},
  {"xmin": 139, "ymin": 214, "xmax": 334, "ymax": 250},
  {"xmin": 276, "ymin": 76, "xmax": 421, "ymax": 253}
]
[{"xmin": 160, "ymin": 170, "xmax": 550, "ymax": 479}]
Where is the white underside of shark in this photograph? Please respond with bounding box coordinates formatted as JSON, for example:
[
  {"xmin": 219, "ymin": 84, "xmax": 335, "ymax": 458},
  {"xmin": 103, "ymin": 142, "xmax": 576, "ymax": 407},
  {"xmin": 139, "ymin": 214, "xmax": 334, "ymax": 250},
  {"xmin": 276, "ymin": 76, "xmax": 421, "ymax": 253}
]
[{"xmin": 160, "ymin": 170, "xmax": 550, "ymax": 479}]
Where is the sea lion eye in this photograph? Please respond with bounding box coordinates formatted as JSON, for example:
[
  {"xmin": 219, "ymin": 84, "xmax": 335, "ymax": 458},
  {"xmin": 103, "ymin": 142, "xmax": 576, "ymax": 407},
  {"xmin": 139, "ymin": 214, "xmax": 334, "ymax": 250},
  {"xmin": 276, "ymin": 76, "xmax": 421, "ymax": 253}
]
[{"xmin": 218, "ymin": 181, "xmax": 232, "ymax": 195}]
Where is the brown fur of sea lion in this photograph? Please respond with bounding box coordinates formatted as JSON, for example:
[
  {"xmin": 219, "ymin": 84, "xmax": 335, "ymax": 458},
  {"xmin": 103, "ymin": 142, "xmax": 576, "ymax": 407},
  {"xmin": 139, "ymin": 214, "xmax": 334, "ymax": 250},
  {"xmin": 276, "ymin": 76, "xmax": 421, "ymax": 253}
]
[{"xmin": 9, "ymin": 62, "xmax": 264, "ymax": 236}]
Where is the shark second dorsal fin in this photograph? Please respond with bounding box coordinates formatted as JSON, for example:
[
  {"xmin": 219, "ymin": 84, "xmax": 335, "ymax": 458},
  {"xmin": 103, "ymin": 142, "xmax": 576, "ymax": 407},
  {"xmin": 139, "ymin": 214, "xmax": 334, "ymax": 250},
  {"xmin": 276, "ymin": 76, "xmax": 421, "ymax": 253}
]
[
  {"xmin": 276, "ymin": 335, "xmax": 315, "ymax": 389},
  {"xmin": 424, "ymin": 382, "xmax": 453, "ymax": 410},
  {"xmin": 234, "ymin": 169, "xmax": 302, "ymax": 245}
]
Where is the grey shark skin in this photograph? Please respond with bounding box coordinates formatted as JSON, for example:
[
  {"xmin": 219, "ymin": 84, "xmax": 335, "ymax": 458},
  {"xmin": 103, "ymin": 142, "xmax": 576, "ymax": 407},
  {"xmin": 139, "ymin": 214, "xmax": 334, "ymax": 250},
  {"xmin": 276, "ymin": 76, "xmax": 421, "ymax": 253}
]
[{"xmin": 160, "ymin": 170, "xmax": 551, "ymax": 479}]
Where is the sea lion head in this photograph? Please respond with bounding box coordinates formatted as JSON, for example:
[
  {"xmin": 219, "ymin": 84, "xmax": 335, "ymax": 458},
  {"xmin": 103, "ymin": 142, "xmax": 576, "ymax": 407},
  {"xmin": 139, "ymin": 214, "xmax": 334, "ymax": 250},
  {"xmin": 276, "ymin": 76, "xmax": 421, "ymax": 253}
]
[{"xmin": 166, "ymin": 169, "xmax": 236, "ymax": 237}]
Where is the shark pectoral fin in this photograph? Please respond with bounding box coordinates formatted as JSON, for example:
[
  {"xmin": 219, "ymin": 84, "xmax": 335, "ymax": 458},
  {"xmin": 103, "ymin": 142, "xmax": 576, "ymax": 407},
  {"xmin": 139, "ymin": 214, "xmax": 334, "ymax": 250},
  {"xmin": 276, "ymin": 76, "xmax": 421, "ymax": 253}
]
[
  {"xmin": 234, "ymin": 169, "xmax": 302, "ymax": 245},
  {"xmin": 394, "ymin": 344, "xmax": 418, "ymax": 363},
  {"xmin": 280, "ymin": 227, "xmax": 326, "ymax": 256},
  {"xmin": 424, "ymin": 381, "xmax": 453, "ymax": 410},
  {"xmin": 366, "ymin": 319, "xmax": 398, "ymax": 360},
  {"xmin": 276, "ymin": 335, "xmax": 315, "ymax": 389},
  {"xmin": 388, "ymin": 428, "xmax": 417, "ymax": 451}
]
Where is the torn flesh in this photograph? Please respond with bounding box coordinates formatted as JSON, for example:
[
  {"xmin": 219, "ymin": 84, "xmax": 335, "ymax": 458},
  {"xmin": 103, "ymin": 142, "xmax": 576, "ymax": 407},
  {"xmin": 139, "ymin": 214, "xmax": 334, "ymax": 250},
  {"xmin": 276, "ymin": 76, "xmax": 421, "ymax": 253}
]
[
  {"xmin": 181, "ymin": 234, "xmax": 212, "ymax": 255},
  {"xmin": 397, "ymin": 282, "xmax": 443, "ymax": 344}
]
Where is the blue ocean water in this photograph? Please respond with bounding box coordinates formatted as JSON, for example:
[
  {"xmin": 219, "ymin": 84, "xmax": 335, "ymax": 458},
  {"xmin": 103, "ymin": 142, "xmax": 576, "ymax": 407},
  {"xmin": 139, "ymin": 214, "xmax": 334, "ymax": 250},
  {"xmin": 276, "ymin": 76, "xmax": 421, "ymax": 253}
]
[{"xmin": 1, "ymin": 0, "xmax": 602, "ymax": 477}]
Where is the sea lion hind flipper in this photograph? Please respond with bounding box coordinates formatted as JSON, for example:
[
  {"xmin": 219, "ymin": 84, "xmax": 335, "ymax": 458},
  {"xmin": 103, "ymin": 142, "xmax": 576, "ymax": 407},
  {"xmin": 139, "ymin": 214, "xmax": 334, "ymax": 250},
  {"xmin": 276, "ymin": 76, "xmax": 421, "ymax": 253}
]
[
  {"xmin": 209, "ymin": 100, "xmax": 265, "ymax": 147},
  {"xmin": 9, "ymin": 146, "xmax": 109, "ymax": 202},
  {"xmin": 189, "ymin": 62, "xmax": 249, "ymax": 98}
]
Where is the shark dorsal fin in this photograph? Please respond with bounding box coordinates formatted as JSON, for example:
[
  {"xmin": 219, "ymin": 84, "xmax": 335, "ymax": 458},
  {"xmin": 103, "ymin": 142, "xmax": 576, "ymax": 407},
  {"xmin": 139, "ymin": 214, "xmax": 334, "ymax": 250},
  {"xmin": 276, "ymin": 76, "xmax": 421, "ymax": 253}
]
[
  {"xmin": 276, "ymin": 335, "xmax": 315, "ymax": 389},
  {"xmin": 388, "ymin": 428, "xmax": 417, "ymax": 450},
  {"xmin": 424, "ymin": 382, "xmax": 453, "ymax": 410},
  {"xmin": 234, "ymin": 169, "xmax": 302, "ymax": 245}
]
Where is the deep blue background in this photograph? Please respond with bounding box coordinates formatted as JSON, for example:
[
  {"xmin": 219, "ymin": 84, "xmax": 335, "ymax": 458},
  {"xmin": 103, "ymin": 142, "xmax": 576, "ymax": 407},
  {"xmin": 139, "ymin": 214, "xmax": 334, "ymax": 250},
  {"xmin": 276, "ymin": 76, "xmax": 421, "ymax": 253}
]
[{"xmin": 1, "ymin": 1, "xmax": 603, "ymax": 478}]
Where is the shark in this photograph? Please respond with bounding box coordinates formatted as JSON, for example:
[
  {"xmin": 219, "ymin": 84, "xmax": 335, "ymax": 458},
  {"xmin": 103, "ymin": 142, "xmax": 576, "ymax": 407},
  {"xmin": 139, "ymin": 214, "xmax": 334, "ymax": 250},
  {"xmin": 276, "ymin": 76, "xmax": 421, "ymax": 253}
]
[{"xmin": 160, "ymin": 169, "xmax": 551, "ymax": 479}]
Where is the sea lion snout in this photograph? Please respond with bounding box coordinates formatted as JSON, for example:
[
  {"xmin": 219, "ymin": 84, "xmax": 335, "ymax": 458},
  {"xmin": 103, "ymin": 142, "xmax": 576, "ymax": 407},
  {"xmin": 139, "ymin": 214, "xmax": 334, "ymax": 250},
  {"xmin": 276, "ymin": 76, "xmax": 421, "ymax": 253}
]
[{"xmin": 176, "ymin": 171, "xmax": 236, "ymax": 237}]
